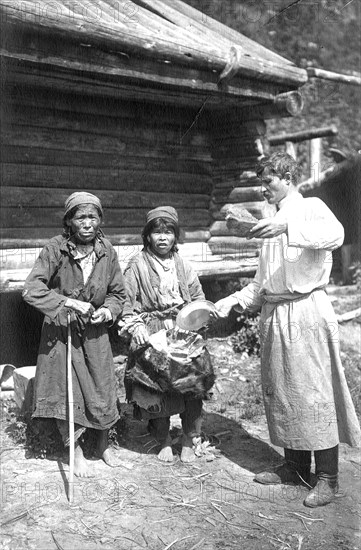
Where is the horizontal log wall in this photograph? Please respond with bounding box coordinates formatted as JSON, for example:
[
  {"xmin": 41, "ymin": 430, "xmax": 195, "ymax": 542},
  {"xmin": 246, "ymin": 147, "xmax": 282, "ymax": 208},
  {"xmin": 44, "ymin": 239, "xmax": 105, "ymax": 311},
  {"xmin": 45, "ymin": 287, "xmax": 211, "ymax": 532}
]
[
  {"xmin": 1, "ymin": 85, "xmax": 213, "ymax": 245},
  {"xmin": 208, "ymin": 115, "xmax": 274, "ymax": 256}
]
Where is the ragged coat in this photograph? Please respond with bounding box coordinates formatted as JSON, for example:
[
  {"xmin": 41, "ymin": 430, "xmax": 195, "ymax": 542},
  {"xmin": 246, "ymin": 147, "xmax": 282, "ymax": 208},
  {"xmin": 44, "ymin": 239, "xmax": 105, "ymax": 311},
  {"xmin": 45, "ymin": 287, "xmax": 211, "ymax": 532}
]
[
  {"xmin": 121, "ymin": 249, "xmax": 212, "ymax": 416},
  {"xmin": 22, "ymin": 234, "xmax": 126, "ymax": 430}
]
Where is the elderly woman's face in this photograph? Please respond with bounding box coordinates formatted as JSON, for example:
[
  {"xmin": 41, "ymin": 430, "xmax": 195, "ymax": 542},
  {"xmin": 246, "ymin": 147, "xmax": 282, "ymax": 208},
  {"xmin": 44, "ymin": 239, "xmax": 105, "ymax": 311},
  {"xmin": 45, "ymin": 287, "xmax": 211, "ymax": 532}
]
[{"xmin": 67, "ymin": 204, "xmax": 101, "ymax": 243}]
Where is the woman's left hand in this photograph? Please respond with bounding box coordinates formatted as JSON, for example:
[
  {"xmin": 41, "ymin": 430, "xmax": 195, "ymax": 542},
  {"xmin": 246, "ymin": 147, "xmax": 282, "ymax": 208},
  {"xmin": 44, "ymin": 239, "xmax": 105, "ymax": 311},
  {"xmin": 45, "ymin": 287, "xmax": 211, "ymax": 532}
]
[{"xmin": 90, "ymin": 307, "xmax": 112, "ymax": 325}]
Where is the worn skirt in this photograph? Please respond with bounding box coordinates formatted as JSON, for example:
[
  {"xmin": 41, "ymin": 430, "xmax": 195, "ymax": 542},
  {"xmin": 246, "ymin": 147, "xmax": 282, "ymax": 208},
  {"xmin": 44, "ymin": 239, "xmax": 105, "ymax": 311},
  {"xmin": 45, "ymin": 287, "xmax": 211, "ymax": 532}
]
[
  {"xmin": 260, "ymin": 289, "xmax": 360, "ymax": 450},
  {"xmin": 32, "ymin": 311, "xmax": 119, "ymax": 430}
]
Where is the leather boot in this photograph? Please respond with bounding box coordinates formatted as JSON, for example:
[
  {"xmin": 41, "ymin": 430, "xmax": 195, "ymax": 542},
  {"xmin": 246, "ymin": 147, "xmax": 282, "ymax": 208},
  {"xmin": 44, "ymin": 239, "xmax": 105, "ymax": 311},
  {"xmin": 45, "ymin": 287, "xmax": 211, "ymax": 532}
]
[
  {"xmin": 255, "ymin": 461, "xmax": 311, "ymax": 485},
  {"xmin": 255, "ymin": 448, "xmax": 311, "ymax": 485},
  {"xmin": 304, "ymin": 445, "xmax": 339, "ymax": 507},
  {"xmin": 304, "ymin": 474, "xmax": 338, "ymax": 507}
]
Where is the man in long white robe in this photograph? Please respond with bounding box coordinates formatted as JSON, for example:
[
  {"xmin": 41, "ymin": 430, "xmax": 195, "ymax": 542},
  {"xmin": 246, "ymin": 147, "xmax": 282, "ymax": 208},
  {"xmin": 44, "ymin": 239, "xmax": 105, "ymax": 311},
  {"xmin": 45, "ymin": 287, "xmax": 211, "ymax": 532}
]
[{"xmin": 215, "ymin": 152, "xmax": 360, "ymax": 508}]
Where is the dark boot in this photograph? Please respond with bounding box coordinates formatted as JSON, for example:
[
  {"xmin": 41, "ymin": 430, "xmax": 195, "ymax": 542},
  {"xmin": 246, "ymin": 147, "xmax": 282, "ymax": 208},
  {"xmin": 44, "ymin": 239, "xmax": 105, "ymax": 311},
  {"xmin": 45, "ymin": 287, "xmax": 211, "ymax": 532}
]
[
  {"xmin": 255, "ymin": 449, "xmax": 311, "ymax": 486},
  {"xmin": 304, "ymin": 445, "xmax": 339, "ymax": 507},
  {"xmin": 304, "ymin": 474, "xmax": 338, "ymax": 507}
]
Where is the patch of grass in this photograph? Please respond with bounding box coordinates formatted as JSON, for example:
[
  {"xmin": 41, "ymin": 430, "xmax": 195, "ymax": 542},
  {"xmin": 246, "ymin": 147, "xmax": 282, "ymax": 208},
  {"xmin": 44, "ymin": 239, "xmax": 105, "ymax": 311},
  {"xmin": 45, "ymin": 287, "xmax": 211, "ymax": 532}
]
[
  {"xmin": 238, "ymin": 378, "xmax": 264, "ymax": 420},
  {"xmin": 3, "ymin": 402, "xmax": 64, "ymax": 459},
  {"xmin": 231, "ymin": 311, "xmax": 261, "ymax": 357}
]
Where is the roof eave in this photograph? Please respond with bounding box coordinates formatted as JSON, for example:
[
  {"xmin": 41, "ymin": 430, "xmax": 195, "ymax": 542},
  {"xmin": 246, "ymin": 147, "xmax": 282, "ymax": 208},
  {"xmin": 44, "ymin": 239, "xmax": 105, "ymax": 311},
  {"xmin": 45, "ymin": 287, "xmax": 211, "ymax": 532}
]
[{"xmin": 1, "ymin": 4, "xmax": 308, "ymax": 89}]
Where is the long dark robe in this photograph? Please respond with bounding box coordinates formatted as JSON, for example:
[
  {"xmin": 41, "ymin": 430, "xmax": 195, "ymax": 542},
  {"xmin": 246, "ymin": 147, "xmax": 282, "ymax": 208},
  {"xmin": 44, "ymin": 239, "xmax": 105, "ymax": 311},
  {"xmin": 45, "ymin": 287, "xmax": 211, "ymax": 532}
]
[{"xmin": 23, "ymin": 234, "xmax": 126, "ymax": 429}]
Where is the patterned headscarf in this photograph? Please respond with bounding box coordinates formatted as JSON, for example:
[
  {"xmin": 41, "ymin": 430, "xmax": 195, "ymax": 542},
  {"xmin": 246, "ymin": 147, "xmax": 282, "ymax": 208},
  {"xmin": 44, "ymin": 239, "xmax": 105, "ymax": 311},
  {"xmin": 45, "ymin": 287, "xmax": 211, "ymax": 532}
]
[
  {"xmin": 146, "ymin": 206, "xmax": 178, "ymax": 224},
  {"xmin": 64, "ymin": 192, "xmax": 103, "ymax": 217}
]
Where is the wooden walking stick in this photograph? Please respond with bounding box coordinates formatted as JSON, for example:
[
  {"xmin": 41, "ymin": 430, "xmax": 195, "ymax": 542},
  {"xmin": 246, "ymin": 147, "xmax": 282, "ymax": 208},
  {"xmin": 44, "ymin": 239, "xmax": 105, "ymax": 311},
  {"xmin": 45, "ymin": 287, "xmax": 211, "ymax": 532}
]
[{"xmin": 67, "ymin": 310, "xmax": 75, "ymax": 504}]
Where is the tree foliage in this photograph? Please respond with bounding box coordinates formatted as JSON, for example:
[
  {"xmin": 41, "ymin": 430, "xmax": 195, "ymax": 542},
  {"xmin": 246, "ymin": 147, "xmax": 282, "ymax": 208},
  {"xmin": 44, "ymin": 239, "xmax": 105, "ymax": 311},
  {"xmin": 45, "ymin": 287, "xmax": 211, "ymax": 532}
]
[{"xmin": 186, "ymin": 0, "xmax": 360, "ymax": 162}]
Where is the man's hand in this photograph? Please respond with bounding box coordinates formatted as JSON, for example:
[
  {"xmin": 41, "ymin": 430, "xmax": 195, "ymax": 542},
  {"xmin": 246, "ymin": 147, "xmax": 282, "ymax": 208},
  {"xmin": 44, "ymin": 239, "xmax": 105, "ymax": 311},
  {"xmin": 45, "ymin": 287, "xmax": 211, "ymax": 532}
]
[
  {"xmin": 65, "ymin": 298, "xmax": 95, "ymax": 317},
  {"xmin": 214, "ymin": 296, "xmax": 239, "ymax": 318},
  {"xmin": 132, "ymin": 324, "xmax": 150, "ymax": 346},
  {"xmin": 248, "ymin": 218, "xmax": 287, "ymax": 239},
  {"xmin": 91, "ymin": 307, "xmax": 112, "ymax": 325},
  {"xmin": 164, "ymin": 319, "xmax": 174, "ymax": 331}
]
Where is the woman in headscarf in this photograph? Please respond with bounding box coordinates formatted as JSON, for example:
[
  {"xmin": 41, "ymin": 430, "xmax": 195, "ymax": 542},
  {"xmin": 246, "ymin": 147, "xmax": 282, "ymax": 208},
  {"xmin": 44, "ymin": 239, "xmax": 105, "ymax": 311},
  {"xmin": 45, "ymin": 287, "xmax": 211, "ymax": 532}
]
[
  {"xmin": 120, "ymin": 206, "xmax": 214, "ymax": 463},
  {"xmin": 23, "ymin": 192, "xmax": 126, "ymax": 477}
]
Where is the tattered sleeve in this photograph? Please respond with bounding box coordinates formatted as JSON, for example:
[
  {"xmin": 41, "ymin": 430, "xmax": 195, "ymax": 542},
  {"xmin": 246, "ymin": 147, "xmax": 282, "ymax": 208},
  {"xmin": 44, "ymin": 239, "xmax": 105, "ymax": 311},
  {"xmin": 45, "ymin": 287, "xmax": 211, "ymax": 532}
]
[
  {"xmin": 183, "ymin": 259, "xmax": 205, "ymax": 301},
  {"xmin": 103, "ymin": 246, "xmax": 126, "ymax": 322},
  {"xmin": 22, "ymin": 244, "xmax": 67, "ymax": 320},
  {"xmin": 118, "ymin": 260, "xmax": 147, "ymax": 335},
  {"xmin": 122, "ymin": 262, "xmax": 141, "ymax": 320}
]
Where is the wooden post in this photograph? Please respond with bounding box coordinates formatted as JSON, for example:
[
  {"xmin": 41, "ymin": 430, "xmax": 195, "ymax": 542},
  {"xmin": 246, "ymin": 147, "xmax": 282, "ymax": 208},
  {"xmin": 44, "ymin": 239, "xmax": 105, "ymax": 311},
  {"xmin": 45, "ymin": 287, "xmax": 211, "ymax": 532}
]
[
  {"xmin": 238, "ymin": 92, "xmax": 304, "ymax": 120},
  {"xmin": 341, "ymin": 244, "xmax": 352, "ymax": 284},
  {"xmin": 309, "ymin": 138, "xmax": 322, "ymax": 183},
  {"xmin": 67, "ymin": 311, "xmax": 74, "ymax": 504},
  {"xmin": 269, "ymin": 126, "xmax": 338, "ymax": 146},
  {"xmin": 285, "ymin": 141, "xmax": 296, "ymax": 159},
  {"xmin": 307, "ymin": 67, "xmax": 361, "ymax": 86}
]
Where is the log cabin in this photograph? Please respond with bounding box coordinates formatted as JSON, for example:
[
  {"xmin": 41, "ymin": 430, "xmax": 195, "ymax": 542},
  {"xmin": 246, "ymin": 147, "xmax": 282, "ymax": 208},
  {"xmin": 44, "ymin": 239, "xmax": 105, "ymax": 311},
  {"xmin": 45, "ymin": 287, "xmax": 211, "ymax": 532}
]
[{"xmin": 0, "ymin": 0, "xmax": 307, "ymax": 364}]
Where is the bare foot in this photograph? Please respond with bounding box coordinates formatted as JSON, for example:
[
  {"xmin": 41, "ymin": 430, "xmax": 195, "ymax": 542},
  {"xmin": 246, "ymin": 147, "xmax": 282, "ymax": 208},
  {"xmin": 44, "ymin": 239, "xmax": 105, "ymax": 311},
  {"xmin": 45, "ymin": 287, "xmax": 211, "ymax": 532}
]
[
  {"xmin": 95, "ymin": 430, "xmax": 133, "ymax": 469},
  {"xmin": 74, "ymin": 443, "xmax": 92, "ymax": 477},
  {"xmin": 157, "ymin": 435, "xmax": 174, "ymax": 462},
  {"xmin": 180, "ymin": 434, "xmax": 196, "ymax": 463},
  {"xmin": 101, "ymin": 447, "xmax": 133, "ymax": 470},
  {"xmin": 102, "ymin": 447, "xmax": 119, "ymax": 467}
]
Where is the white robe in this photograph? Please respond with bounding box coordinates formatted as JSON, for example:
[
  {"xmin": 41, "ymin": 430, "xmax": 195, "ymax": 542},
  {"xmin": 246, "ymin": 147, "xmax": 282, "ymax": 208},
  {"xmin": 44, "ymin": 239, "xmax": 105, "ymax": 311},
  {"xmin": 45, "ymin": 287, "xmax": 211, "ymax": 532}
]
[{"xmin": 234, "ymin": 193, "xmax": 360, "ymax": 450}]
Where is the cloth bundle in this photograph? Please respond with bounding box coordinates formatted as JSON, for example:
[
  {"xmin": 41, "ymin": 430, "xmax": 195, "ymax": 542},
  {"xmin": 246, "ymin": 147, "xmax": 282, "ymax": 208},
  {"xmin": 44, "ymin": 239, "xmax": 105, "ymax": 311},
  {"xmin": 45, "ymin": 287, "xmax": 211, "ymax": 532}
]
[{"xmin": 125, "ymin": 329, "xmax": 215, "ymax": 399}]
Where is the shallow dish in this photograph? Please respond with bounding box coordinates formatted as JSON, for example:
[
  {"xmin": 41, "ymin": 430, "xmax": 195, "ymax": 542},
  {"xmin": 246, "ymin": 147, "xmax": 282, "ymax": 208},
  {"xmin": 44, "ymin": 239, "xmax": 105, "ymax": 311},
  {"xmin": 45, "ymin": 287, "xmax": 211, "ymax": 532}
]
[{"xmin": 176, "ymin": 300, "xmax": 216, "ymax": 331}]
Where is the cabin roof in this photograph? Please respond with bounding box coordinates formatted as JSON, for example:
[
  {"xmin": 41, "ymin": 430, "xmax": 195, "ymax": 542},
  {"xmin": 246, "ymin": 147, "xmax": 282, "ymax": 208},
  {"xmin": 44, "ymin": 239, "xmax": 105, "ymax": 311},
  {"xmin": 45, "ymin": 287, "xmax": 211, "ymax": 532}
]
[{"xmin": 1, "ymin": 0, "xmax": 307, "ymax": 104}]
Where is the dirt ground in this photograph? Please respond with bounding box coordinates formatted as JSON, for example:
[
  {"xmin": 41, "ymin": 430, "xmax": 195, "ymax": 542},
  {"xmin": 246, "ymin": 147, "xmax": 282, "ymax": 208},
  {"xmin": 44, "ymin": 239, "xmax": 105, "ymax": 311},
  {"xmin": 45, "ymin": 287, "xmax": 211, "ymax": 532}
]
[{"xmin": 1, "ymin": 287, "xmax": 360, "ymax": 550}]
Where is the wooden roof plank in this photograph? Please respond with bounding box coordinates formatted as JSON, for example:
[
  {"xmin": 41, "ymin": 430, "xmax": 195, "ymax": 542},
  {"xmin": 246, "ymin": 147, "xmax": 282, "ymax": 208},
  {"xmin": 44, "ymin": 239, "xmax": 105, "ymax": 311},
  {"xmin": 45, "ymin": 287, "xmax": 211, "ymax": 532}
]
[
  {"xmin": 132, "ymin": 0, "xmax": 235, "ymax": 53},
  {"xmin": 158, "ymin": 0, "xmax": 295, "ymax": 66},
  {"xmin": 1, "ymin": 51, "xmax": 281, "ymax": 105},
  {"xmin": 68, "ymin": 0, "xmax": 117, "ymax": 25},
  {"xmin": 0, "ymin": 4, "xmax": 230, "ymax": 74},
  {"xmin": 1, "ymin": 1, "xmax": 307, "ymax": 86},
  {"xmin": 107, "ymin": 0, "xmax": 217, "ymax": 52}
]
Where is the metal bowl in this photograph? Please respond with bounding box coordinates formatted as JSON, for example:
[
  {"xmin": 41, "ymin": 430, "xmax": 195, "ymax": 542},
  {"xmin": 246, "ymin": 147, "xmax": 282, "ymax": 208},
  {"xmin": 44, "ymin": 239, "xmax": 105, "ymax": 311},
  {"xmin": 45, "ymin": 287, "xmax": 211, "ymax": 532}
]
[{"xmin": 176, "ymin": 300, "xmax": 216, "ymax": 331}]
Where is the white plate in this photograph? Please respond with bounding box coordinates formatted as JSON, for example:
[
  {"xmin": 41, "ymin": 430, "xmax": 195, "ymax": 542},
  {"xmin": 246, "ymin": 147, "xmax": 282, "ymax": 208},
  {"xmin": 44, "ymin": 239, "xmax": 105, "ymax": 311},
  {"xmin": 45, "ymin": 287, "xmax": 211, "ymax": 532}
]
[{"xmin": 176, "ymin": 300, "xmax": 216, "ymax": 331}]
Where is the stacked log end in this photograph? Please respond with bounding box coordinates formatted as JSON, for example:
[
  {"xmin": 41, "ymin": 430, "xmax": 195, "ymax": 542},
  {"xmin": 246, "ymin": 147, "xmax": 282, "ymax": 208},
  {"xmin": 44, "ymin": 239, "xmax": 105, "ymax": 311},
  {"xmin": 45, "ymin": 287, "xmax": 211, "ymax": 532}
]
[{"xmin": 208, "ymin": 114, "xmax": 275, "ymax": 256}]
